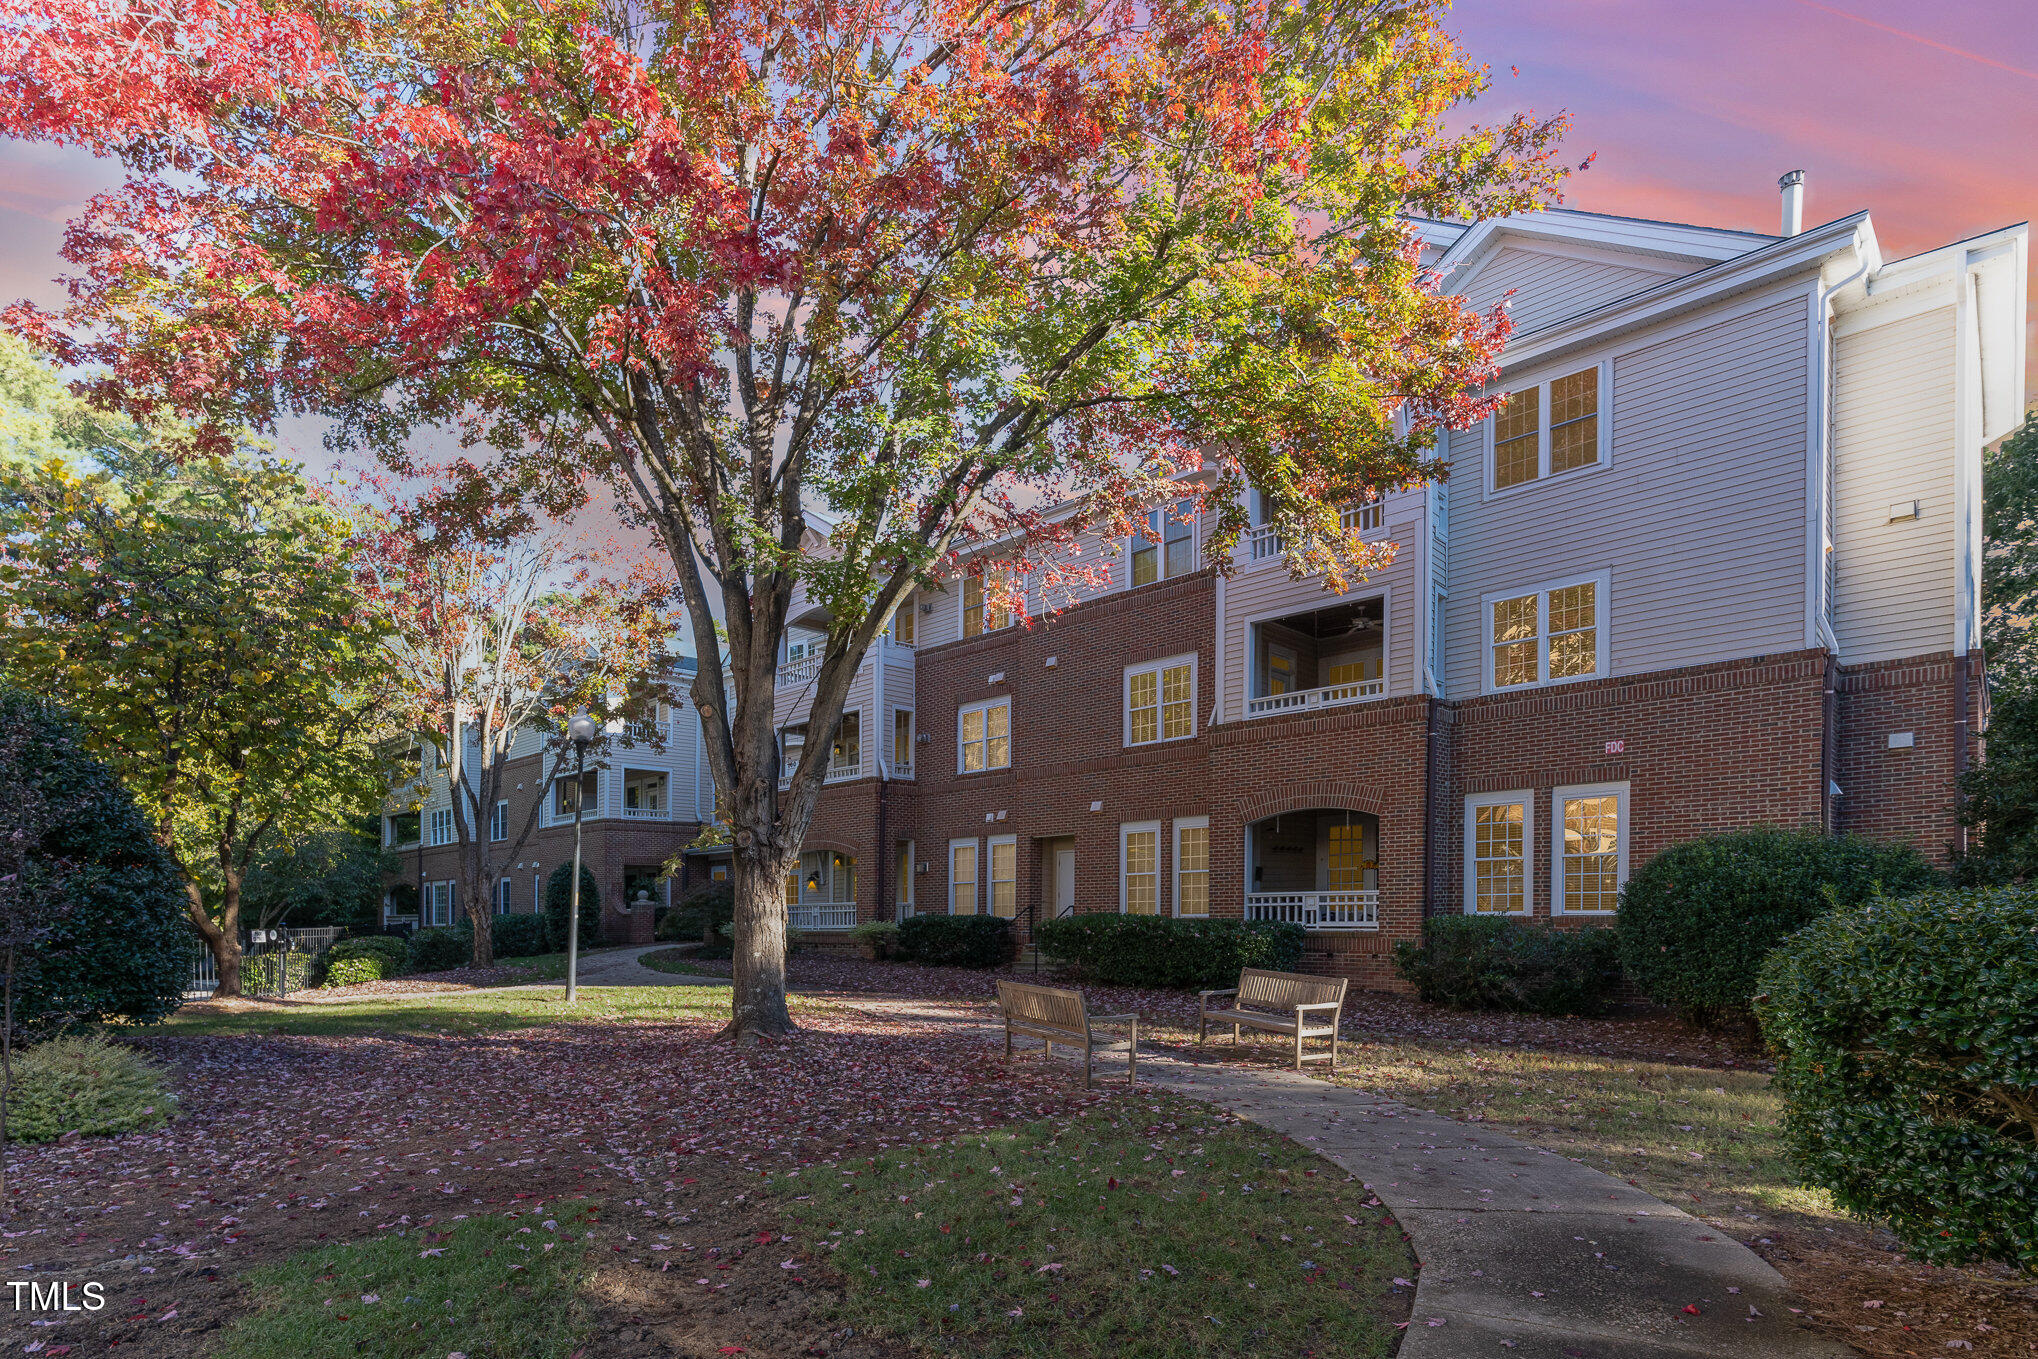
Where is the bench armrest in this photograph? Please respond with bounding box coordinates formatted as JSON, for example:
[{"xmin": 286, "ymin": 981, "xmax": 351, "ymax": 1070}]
[
  {"xmin": 1198, "ymin": 987, "xmax": 1238, "ymax": 1000},
  {"xmin": 1293, "ymin": 1001, "xmax": 1343, "ymax": 1014},
  {"xmin": 1086, "ymin": 1011, "xmax": 1139, "ymax": 1026}
]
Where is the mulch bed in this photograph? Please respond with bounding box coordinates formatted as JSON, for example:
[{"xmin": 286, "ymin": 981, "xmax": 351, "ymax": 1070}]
[
  {"xmin": 693, "ymin": 952, "xmax": 1758, "ymax": 1069},
  {"xmin": 0, "ymin": 1005, "xmax": 1117, "ymax": 1357}
]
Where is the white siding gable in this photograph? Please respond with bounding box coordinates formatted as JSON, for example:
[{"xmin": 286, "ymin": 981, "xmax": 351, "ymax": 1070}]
[{"xmin": 1453, "ymin": 244, "xmax": 1689, "ymax": 337}]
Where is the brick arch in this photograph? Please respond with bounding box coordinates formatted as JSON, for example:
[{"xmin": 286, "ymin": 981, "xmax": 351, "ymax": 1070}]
[{"xmin": 1234, "ymin": 781, "xmax": 1389, "ymax": 824}]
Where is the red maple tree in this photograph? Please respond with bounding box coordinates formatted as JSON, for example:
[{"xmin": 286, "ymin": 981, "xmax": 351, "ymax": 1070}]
[{"xmin": 1, "ymin": 0, "xmax": 1566, "ymax": 1036}]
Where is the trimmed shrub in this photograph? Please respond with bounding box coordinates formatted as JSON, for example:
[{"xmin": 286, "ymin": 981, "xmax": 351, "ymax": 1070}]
[
  {"xmin": 849, "ymin": 920, "xmax": 900, "ymax": 959},
  {"xmin": 1617, "ymin": 827, "xmax": 1938, "ymax": 1025},
  {"xmin": 0, "ymin": 689, "xmax": 192, "ymax": 1028},
  {"xmin": 895, "ymin": 915, "xmax": 1012, "ymax": 968},
  {"xmin": 543, "ymin": 863, "xmax": 604, "ymax": 951},
  {"xmin": 5, "ymin": 1033, "xmax": 175, "ymax": 1143},
  {"xmin": 319, "ymin": 934, "xmax": 409, "ymax": 988},
  {"xmin": 406, "ymin": 926, "xmax": 470, "ymax": 973},
  {"xmin": 659, "ymin": 880, "xmax": 733, "ymax": 943},
  {"xmin": 489, "ymin": 912, "xmax": 551, "ymax": 959},
  {"xmin": 1392, "ymin": 916, "xmax": 1620, "ymax": 1016},
  {"xmin": 1758, "ymin": 886, "xmax": 2038, "ymax": 1273},
  {"xmin": 1034, "ymin": 916, "xmax": 1305, "ymax": 989}
]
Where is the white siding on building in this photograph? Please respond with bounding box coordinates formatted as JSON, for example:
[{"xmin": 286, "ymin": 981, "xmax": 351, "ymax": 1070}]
[
  {"xmin": 1830, "ymin": 305, "xmax": 1958, "ymax": 664},
  {"xmin": 1453, "ymin": 245, "xmax": 1689, "ymax": 337},
  {"xmin": 1442, "ymin": 288, "xmax": 1814, "ymax": 695}
]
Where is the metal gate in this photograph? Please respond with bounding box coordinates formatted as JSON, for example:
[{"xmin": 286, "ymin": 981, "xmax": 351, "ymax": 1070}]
[{"xmin": 184, "ymin": 928, "xmax": 345, "ymax": 1001}]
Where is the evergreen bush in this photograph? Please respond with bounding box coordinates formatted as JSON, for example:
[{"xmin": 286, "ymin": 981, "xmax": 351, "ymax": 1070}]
[
  {"xmin": 894, "ymin": 915, "xmax": 1011, "ymax": 968},
  {"xmin": 5, "ymin": 1033, "xmax": 175, "ymax": 1143},
  {"xmin": 1758, "ymin": 886, "xmax": 2038, "ymax": 1273},
  {"xmin": 543, "ymin": 863, "xmax": 603, "ymax": 951},
  {"xmin": 319, "ymin": 934, "xmax": 409, "ymax": 987},
  {"xmin": 1392, "ymin": 915, "xmax": 1620, "ymax": 1016},
  {"xmin": 1034, "ymin": 916, "xmax": 1305, "ymax": 989}
]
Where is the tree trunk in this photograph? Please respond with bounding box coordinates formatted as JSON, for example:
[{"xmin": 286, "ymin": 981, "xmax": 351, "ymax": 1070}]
[
  {"xmin": 185, "ymin": 884, "xmax": 241, "ymax": 998},
  {"xmin": 468, "ymin": 882, "xmax": 495, "ymax": 968},
  {"xmin": 722, "ymin": 850, "xmax": 796, "ymax": 1040}
]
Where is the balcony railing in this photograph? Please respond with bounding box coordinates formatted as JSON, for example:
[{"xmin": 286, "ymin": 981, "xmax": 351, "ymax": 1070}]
[
  {"xmin": 825, "ymin": 758, "xmax": 862, "ymax": 783},
  {"xmin": 776, "ymin": 653, "xmax": 822, "ymax": 688},
  {"xmin": 790, "ymin": 902, "xmax": 857, "ymax": 931},
  {"xmin": 891, "ymin": 755, "xmax": 913, "ymax": 779},
  {"xmin": 620, "ymin": 803, "xmax": 673, "ymax": 820},
  {"xmin": 1245, "ymin": 502, "xmax": 1384, "ymax": 562},
  {"xmin": 1245, "ymin": 891, "xmax": 1378, "ymax": 930},
  {"xmin": 623, "ymin": 719, "xmax": 669, "ymax": 744},
  {"xmin": 1244, "ymin": 676, "xmax": 1385, "ymax": 718}
]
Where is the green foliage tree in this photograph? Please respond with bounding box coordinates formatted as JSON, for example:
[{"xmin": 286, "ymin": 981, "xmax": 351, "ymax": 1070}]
[
  {"xmin": 236, "ymin": 815, "xmax": 392, "ymax": 932},
  {"xmin": 0, "ymin": 453, "xmax": 396, "ymax": 995},
  {"xmin": 1960, "ymin": 416, "xmax": 2038, "ymax": 880},
  {"xmin": 543, "ymin": 864, "xmax": 604, "ymax": 954}
]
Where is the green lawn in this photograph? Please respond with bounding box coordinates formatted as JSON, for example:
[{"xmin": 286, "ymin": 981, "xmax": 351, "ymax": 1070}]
[
  {"xmin": 162, "ymin": 983, "xmax": 748, "ymax": 1037},
  {"xmin": 637, "ymin": 946, "xmax": 721, "ymax": 977},
  {"xmin": 1325, "ymin": 1038, "xmax": 1834, "ymax": 1225},
  {"xmin": 781, "ymin": 1095, "xmax": 1413, "ymax": 1358},
  {"xmin": 212, "ymin": 1206, "xmax": 600, "ymax": 1359}
]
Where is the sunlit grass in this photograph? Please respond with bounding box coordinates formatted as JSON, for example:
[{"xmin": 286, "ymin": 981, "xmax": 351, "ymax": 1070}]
[
  {"xmin": 781, "ymin": 1094, "xmax": 1413, "ymax": 1358},
  {"xmin": 160, "ymin": 983, "xmax": 773, "ymax": 1038}
]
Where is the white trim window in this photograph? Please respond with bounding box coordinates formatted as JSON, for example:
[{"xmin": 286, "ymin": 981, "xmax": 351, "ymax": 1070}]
[
  {"xmin": 429, "ymin": 807, "xmax": 455, "ymax": 847},
  {"xmin": 948, "ymin": 839, "xmax": 978, "ymax": 915},
  {"xmin": 1463, "ymin": 791, "xmax": 1532, "ymax": 916},
  {"xmin": 1554, "ymin": 782, "xmax": 1629, "ymax": 915},
  {"xmin": 1120, "ymin": 821, "xmax": 1161, "ymax": 915},
  {"xmin": 490, "ymin": 800, "xmax": 508, "ymax": 842},
  {"xmin": 1130, "ymin": 500, "xmax": 1197, "ymax": 586},
  {"xmin": 1173, "ymin": 817, "xmax": 1210, "ymax": 917},
  {"xmin": 896, "ymin": 840, "xmax": 915, "ymax": 914},
  {"xmin": 962, "ymin": 571, "xmax": 1014, "ymax": 638},
  {"xmin": 987, "ymin": 834, "xmax": 1017, "ymax": 919},
  {"xmin": 426, "ymin": 880, "xmax": 456, "ymax": 927},
  {"xmin": 1484, "ymin": 572, "xmax": 1609, "ymax": 693},
  {"xmin": 1125, "ymin": 654, "xmax": 1196, "ymax": 746},
  {"xmin": 1488, "ymin": 360, "xmax": 1610, "ymax": 494},
  {"xmin": 495, "ymin": 877, "xmax": 513, "ymax": 915},
  {"xmin": 958, "ymin": 697, "xmax": 1011, "ymax": 773},
  {"xmin": 893, "ymin": 708, "xmax": 915, "ymax": 771}
]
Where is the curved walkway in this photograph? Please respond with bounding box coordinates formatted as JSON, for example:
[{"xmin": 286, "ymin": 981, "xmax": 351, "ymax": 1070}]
[
  {"xmin": 845, "ymin": 996, "xmax": 1853, "ymax": 1359},
  {"xmin": 566, "ymin": 942, "xmax": 729, "ymax": 987}
]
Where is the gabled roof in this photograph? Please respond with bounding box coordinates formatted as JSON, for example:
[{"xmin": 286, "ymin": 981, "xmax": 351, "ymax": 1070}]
[{"xmin": 1412, "ymin": 207, "xmax": 1777, "ymax": 291}]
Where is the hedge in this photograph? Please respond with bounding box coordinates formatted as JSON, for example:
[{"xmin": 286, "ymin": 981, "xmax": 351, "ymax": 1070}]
[
  {"xmin": 658, "ymin": 881, "xmax": 733, "ymax": 943},
  {"xmin": 1033, "ymin": 916, "xmax": 1305, "ymax": 989},
  {"xmin": 895, "ymin": 915, "xmax": 1012, "ymax": 968},
  {"xmin": 0, "ymin": 689, "xmax": 193, "ymax": 1028},
  {"xmin": 1392, "ymin": 915, "xmax": 1620, "ymax": 1016},
  {"xmin": 1757, "ymin": 886, "xmax": 2037, "ymax": 1273},
  {"xmin": 318, "ymin": 934, "xmax": 410, "ymax": 988},
  {"xmin": 543, "ymin": 863, "xmax": 604, "ymax": 951},
  {"xmin": 490, "ymin": 912, "xmax": 551, "ymax": 959},
  {"xmin": 1616, "ymin": 827, "xmax": 1938, "ymax": 1025},
  {"xmin": 406, "ymin": 926, "xmax": 470, "ymax": 973},
  {"xmin": 5, "ymin": 1033, "xmax": 175, "ymax": 1144}
]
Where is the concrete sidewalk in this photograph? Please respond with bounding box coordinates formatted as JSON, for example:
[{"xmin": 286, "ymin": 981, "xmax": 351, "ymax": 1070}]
[{"xmin": 845, "ymin": 996, "xmax": 1851, "ymax": 1359}]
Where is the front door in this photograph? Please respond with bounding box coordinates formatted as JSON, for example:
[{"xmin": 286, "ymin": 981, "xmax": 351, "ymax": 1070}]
[{"xmin": 1053, "ymin": 848, "xmax": 1076, "ymax": 918}]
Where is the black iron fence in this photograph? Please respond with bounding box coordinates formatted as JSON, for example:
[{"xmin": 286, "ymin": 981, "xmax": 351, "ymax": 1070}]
[{"xmin": 184, "ymin": 926, "xmax": 351, "ymax": 1001}]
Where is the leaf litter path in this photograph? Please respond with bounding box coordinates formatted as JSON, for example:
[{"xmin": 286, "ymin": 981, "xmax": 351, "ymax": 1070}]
[{"xmin": 843, "ymin": 994, "xmax": 1857, "ymax": 1359}]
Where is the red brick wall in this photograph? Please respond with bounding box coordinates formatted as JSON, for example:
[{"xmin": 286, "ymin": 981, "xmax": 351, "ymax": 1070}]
[{"xmin": 1833, "ymin": 651, "xmax": 1974, "ymax": 863}]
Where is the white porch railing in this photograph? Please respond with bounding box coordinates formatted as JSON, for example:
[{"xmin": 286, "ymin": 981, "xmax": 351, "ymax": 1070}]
[
  {"xmin": 623, "ymin": 719, "xmax": 668, "ymax": 744},
  {"xmin": 1244, "ymin": 676, "xmax": 1385, "ymax": 718},
  {"xmin": 1245, "ymin": 502, "xmax": 1384, "ymax": 562},
  {"xmin": 790, "ymin": 902, "xmax": 857, "ymax": 931},
  {"xmin": 776, "ymin": 653, "xmax": 823, "ymax": 688},
  {"xmin": 891, "ymin": 755, "xmax": 913, "ymax": 779},
  {"xmin": 825, "ymin": 759, "xmax": 862, "ymax": 783},
  {"xmin": 1245, "ymin": 891, "xmax": 1379, "ymax": 930},
  {"xmin": 620, "ymin": 803, "xmax": 672, "ymax": 820}
]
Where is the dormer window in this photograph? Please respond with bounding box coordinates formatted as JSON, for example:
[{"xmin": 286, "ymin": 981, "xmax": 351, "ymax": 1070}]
[{"xmin": 1489, "ymin": 363, "xmax": 1607, "ymax": 493}]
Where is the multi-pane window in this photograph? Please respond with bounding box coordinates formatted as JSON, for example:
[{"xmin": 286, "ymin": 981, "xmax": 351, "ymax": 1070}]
[
  {"xmin": 1556, "ymin": 784, "xmax": 1626, "ymax": 914},
  {"xmin": 958, "ymin": 698, "xmax": 1010, "ymax": 773},
  {"xmin": 1126, "ymin": 657, "xmax": 1194, "ymax": 745},
  {"xmin": 1132, "ymin": 501, "xmax": 1196, "ymax": 586},
  {"xmin": 1173, "ymin": 818, "xmax": 1209, "ymax": 917},
  {"xmin": 429, "ymin": 807, "xmax": 455, "ymax": 846},
  {"xmin": 495, "ymin": 877, "xmax": 513, "ymax": 915},
  {"xmin": 831, "ymin": 712, "xmax": 861, "ymax": 775},
  {"xmin": 1487, "ymin": 577, "xmax": 1604, "ymax": 692},
  {"xmin": 427, "ymin": 881, "xmax": 456, "ymax": 927},
  {"xmin": 949, "ymin": 840, "xmax": 978, "ymax": 915},
  {"xmin": 1490, "ymin": 364, "xmax": 1604, "ymax": 491},
  {"xmin": 892, "ymin": 593, "xmax": 915, "ymax": 645},
  {"xmin": 988, "ymin": 836, "xmax": 1017, "ymax": 919},
  {"xmin": 1465, "ymin": 794, "xmax": 1530, "ymax": 915},
  {"xmin": 896, "ymin": 841, "xmax": 915, "ymax": 912},
  {"xmin": 1122, "ymin": 824, "xmax": 1160, "ymax": 915},
  {"xmin": 962, "ymin": 573, "xmax": 1011, "ymax": 638},
  {"xmin": 893, "ymin": 709, "xmax": 915, "ymax": 771},
  {"xmin": 1327, "ymin": 822, "xmax": 1368, "ymax": 891},
  {"xmin": 489, "ymin": 800, "xmax": 508, "ymax": 841}
]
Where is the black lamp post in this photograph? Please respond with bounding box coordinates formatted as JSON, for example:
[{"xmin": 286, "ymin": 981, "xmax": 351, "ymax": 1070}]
[{"xmin": 565, "ymin": 713, "xmax": 597, "ymax": 1003}]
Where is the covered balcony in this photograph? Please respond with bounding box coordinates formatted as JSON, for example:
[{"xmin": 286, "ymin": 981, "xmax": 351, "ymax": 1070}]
[
  {"xmin": 1245, "ymin": 597, "xmax": 1386, "ymax": 719},
  {"xmin": 1244, "ymin": 809, "xmax": 1380, "ymax": 930},
  {"xmin": 620, "ymin": 769, "xmax": 672, "ymax": 820},
  {"xmin": 786, "ymin": 849, "xmax": 858, "ymax": 931}
]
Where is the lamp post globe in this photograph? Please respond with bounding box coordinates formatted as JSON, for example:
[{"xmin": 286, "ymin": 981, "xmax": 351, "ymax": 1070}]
[{"xmin": 564, "ymin": 714, "xmax": 598, "ymax": 1003}]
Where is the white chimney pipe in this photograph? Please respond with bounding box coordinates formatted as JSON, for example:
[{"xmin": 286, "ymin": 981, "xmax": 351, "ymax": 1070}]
[{"xmin": 1779, "ymin": 169, "xmax": 1805, "ymax": 237}]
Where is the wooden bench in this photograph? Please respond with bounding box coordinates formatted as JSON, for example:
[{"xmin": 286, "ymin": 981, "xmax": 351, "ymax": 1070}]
[
  {"xmin": 995, "ymin": 980, "xmax": 1139, "ymax": 1089},
  {"xmin": 1198, "ymin": 967, "xmax": 1349, "ymax": 1071}
]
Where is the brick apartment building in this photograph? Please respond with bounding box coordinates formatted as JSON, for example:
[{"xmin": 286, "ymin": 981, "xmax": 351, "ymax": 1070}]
[{"xmin": 386, "ymin": 183, "xmax": 2028, "ymax": 986}]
